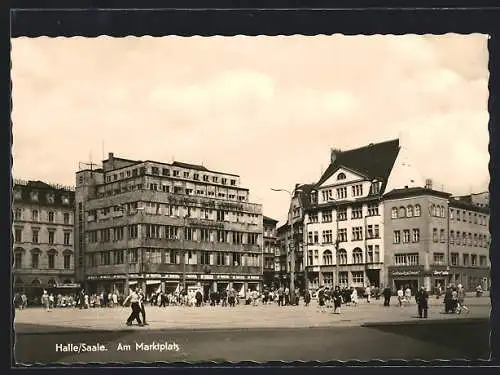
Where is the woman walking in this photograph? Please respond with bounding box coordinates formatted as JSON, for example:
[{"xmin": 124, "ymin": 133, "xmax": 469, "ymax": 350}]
[
  {"xmin": 456, "ymin": 284, "xmax": 470, "ymax": 314},
  {"xmin": 332, "ymin": 286, "xmax": 343, "ymax": 314},
  {"xmin": 123, "ymin": 287, "xmax": 143, "ymax": 326}
]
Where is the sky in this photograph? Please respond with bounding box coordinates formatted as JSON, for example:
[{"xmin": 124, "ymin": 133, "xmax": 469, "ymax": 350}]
[{"xmin": 11, "ymin": 34, "xmax": 490, "ymax": 224}]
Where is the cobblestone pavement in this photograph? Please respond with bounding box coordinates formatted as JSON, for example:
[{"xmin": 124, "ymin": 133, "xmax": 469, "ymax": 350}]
[{"xmin": 14, "ymin": 296, "xmax": 491, "ymax": 332}]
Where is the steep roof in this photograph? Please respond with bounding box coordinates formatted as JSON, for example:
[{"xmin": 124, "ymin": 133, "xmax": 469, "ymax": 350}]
[
  {"xmin": 263, "ymin": 215, "xmax": 279, "ymax": 224},
  {"xmin": 13, "ymin": 180, "xmax": 75, "ymax": 207},
  {"xmin": 316, "ymin": 139, "xmax": 400, "ymax": 194}
]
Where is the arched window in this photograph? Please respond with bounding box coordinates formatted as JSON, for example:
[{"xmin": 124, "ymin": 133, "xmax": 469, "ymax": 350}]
[
  {"xmin": 399, "ymin": 206, "xmax": 406, "ymax": 218},
  {"xmin": 406, "ymin": 205, "xmax": 413, "ymax": 217},
  {"xmin": 47, "ymin": 249, "xmax": 57, "ymax": 269},
  {"xmin": 30, "ymin": 248, "xmax": 41, "ymax": 269},
  {"xmin": 337, "ymin": 173, "xmax": 346, "ymax": 180},
  {"xmin": 352, "ymin": 248, "xmax": 363, "ymax": 264},
  {"xmin": 32, "ymin": 279, "xmax": 41, "ymax": 285},
  {"xmin": 391, "ymin": 207, "xmax": 398, "ymax": 219},
  {"xmin": 440, "ymin": 206, "xmax": 445, "ymax": 218},
  {"xmin": 414, "ymin": 204, "xmax": 421, "ymax": 217},
  {"xmin": 338, "ymin": 249, "xmax": 348, "ymax": 265},
  {"xmin": 48, "ymin": 278, "xmax": 57, "ymax": 287},
  {"xmin": 323, "ymin": 250, "xmax": 333, "ymax": 265}
]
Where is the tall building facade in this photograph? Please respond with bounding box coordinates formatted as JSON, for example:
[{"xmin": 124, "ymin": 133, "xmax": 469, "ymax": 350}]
[
  {"xmin": 262, "ymin": 216, "xmax": 278, "ymax": 287},
  {"xmin": 383, "ymin": 188, "xmax": 490, "ymax": 292},
  {"xmin": 303, "ymin": 141, "xmax": 404, "ymax": 290},
  {"xmin": 12, "ymin": 180, "xmax": 76, "ymax": 299},
  {"xmin": 75, "ymin": 153, "xmax": 263, "ymax": 297}
]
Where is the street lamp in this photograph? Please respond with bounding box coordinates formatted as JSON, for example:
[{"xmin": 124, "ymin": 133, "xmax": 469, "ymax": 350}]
[
  {"xmin": 271, "ymin": 187, "xmax": 303, "ymax": 305},
  {"xmin": 123, "ymin": 205, "xmax": 144, "ymax": 296}
]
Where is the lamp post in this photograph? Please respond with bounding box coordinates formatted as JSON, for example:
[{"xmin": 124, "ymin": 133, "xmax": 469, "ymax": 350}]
[
  {"xmin": 123, "ymin": 205, "xmax": 144, "ymax": 296},
  {"xmin": 271, "ymin": 187, "xmax": 303, "ymax": 305}
]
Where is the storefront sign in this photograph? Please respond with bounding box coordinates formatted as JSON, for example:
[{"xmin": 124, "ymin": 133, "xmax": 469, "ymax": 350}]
[
  {"xmin": 391, "ymin": 271, "xmax": 420, "ymax": 276},
  {"xmin": 248, "ymin": 276, "xmax": 260, "ymax": 280},
  {"xmin": 145, "ymin": 273, "xmax": 162, "ymax": 278},
  {"xmin": 162, "ymin": 274, "xmax": 180, "ymax": 279},
  {"xmin": 218, "ymin": 275, "xmax": 230, "ymax": 279},
  {"xmin": 433, "ymin": 271, "xmax": 449, "ymax": 276},
  {"xmin": 200, "ymin": 274, "xmax": 214, "ymax": 280},
  {"xmin": 86, "ymin": 274, "xmax": 127, "ymax": 280},
  {"xmin": 186, "ymin": 274, "xmax": 198, "ymax": 279}
]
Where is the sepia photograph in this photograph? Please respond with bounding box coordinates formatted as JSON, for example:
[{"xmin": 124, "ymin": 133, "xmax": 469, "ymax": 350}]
[{"xmin": 11, "ymin": 33, "xmax": 491, "ymax": 364}]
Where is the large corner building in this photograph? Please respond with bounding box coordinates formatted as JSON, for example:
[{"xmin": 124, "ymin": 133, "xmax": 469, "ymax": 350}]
[{"xmin": 75, "ymin": 153, "xmax": 263, "ymax": 297}]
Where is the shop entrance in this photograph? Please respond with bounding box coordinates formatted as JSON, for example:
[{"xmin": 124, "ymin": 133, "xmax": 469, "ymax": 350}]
[
  {"xmin": 366, "ymin": 269, "xmax": 381, "ymax": 287},
  {"xmin": 203, "ymin": 284, "xmax": 211, "ymax": 302},
  {"xmin": 393, "ymin": 279, "xmax": 418, "ymax": 293}
]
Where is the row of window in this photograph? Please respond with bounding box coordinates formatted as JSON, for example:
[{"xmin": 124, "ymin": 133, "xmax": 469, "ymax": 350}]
[
  {"xmin": 13, "ymin": 251, "xmax": 72, "ymax": 270},
  {"xmin": 307, "ymin": 225, "xmax": 380, "ymax": 244},
  {"xmin": 85, "ymin": 249, "xmax": 260, "ymax": 267},
  {"xmin": 391, "ymin": 205, "xmax": 422, "ymax": 219},
  {"xmin": 14, "ymin": 208, "xmax": 71, "ymax": 224},
  {"xmin": 309, "ymin": 203, "xmax": 380, "ymax": 223},
  {"xmin": 306, "ymin": 245, "xmax": 381, "ymax": 266},
  {"xmin": 309, "ymin": 270, "xmax": 366, "ymax": 286},
  {"xmin": 87, "ymin": 225, "xmax": 261, "ymax": 245},
  {"xmin": 394, "ymin": 252, "xmax": 489, "ymax": 267},
  {"xmin": 449, "ymin": 208, "xmax": 488, "ymax": 225},
  {"xmin": 434, "ymin": 229, "xmax": 489, "ymax": 248},
  {"xmin": 13, "ymin": 190, "xmax": 71, "ymax": 205},
  {"xmin": 393, "ymin": 229, "xmax": 421, "ymax": 244},
  {"xmin": 14, "ymin": 227, "xmax": 71, "ymax": 245},
  {"xmin": 320, "ymin": 183, "xmax": 365, "ymax": 203},
  {"xmin": 89, "ymin": 203, "xmax": 260, "ymax": 225},
  {"xmin": 103, "ymin": 165, "xmax": 238, "ymax": 187}
]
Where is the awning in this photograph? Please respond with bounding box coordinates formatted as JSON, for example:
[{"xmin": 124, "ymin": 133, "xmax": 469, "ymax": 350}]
[
  {"xmin": 128, "ymin": 281, "xmax": 138, "ymax": 285},
  {"xmin": 146, "ymin": 280, "xmax": 161, "ymax": 285}
]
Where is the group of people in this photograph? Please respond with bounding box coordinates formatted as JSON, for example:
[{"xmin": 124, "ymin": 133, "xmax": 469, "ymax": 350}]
[{"xmin": 444, "ymin": 284, "xmax": 470, "ymax": 314}]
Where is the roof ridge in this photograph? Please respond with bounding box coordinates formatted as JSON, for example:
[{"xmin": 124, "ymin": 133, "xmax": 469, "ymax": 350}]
[{"xmin": 336, "ymin": 138, "xmax": 399, "ymax": 155}]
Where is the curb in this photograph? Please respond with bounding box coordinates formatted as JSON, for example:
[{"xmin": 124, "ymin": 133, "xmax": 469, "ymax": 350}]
[{"xmin": 361, "ymin": 317, "xmax": 489, "ymax": 327}]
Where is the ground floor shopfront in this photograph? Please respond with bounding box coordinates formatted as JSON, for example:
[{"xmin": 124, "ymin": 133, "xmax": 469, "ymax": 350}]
[
  {"xmin": 86, "ymin": 272, "xmax": 262, "ymax": 298},
  {"xmin": 305, "ymin": 265, "xmax": 383, "ymax": 290},
  {"xmin": 387, "ymin": 265, "xmax": 490, "ymax": 293},
  {"xmin": 13, "ymin": 272, "xmax": 77, "ymax": 304}
]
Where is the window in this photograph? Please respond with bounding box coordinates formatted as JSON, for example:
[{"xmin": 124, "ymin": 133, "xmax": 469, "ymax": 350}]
[
  {"xmin": 48, "ymin": 211, "xmax": 54, "ymax": 222},
  {"xmin": 338, "ymin": 271, "xmax": 348, "ymax": 286},
  {"xmin": 14, "ymin": 208, "xmax": 22, "ymax": 220},
  {"xmin": 440, "ymin": 229, "xmax": 445, "ymax": 243},
  {"xmin": 14, "ymin": 252, "xmax": 22, "ymax": 269},
  {"xmin": 323, "ymin": 250, "xmax": 333, "ymax": 265},
  {"xmin": 352, "ymin": 248, "xmax": 363, "ymax": 264},
  {"xmin": 231, "ymin": 179, "xmax": 236, "ymax": 186},
  {"xmin": 403, "ymin": 230, "xmax": 410, "ymax": 243},
  {"xmin": 473, "ymin": 233, "xmax": 478, "ymax": 247},
  {"xmin": 352, "ymin": 227, "xmax": 363, "ymax": 241},
  {"xmin": 393, "ymin": 230, "xmax": 401, "ymax": 244},
  {"xmin": 212, "ymin": 176, "xmax": 218, "ymax": 183},
  {"xmin": 15, "ymin": 228, "xmax": 22, "ymax": 242},
  {"xmin": 308, "ymin": 231, "xmax": 313, "ymax": 244},
  {"xmin": 471, "ymin": 254, "xmax": 477, "ymax": 266},
  {"xmin": 338, "ymin": 249, "xmax": 348, "ymax": 265},
  {"xmin": 394, "ymin": 253, "xmax": 419, "ymax": 266},
  {"xmin": 322, "ymin": 230, "xmax": 333, "ymax": 244},
  {"xmin": 322, "ymin": 210, "xmax": 332, "ymax": 223},
  {"xmin": 391, "ymin": 207, "xmax": 398, "ymax": 219},
  {"xmin": 151, "ymin": 166, "xmax": 159, "ymax": 175},
  {"xmin": 479, "ymin": 255, "xmax": 487, "ymax": 267},
  {"xmin": 30, "ymin": 192, "xmax": 39, "ymax": 202},
  {"xmin": 450, "ymin": 209, "xmax": 454, "ymax": 220},
  {"xmin": 351, "ymin": 206, "xmax": 363, "ymax": 219},
  {"xmin": 399, "ymin": 206, "xmax": 406, "ymax": 218},
  {"xmin": 431, "ymin": 204, "xmax": 437, "ymax": 217},
  {"xmin": 63, "ymin": 212, "xmax": 69, "ymax": 224},
  {"xmin": 48, "ymin": 253, "xmax": 55, "ymax": 269},
  {"xmin": 366, "ymin": 225, "xmax": 380, "ymax": 239},
  {"xmin": 412, "ymin": 229, "xmax": 420, "ymax": 243},
  {"xmin": 337, "ymin": 173, "xmax": 346, "ymax": 180},
  {"xmin": 414, "ymin": 204, "xmax": 421, "ymax": 217},
  {"xmin": 48, "ymin": 231, "xmax": 55, "ymax": 245},
  {"xmin": 451, "ymin": 253, "xmax": 459, "ymax": 266},
  {"xmin": 309, "ymin": 212, "xmax": 319, "ymax": 223},
  {"xmin": 450, "ymin": 230, "xmax": 455, "ymax": 244},
  {"xmin": 64, "ymin": 232, "xmax": 71, "ymax": 246},
  {"xmin": 463, "ymin": 254, "xmax": 470, "ymax": 266},
  {"xmin": 338, "ymin": 228, "xmax": 347, "ymax": 242},
  {"xmin": 313, "ymin": 231, "xmax": 319, "ymax": 244},
  {"xmin": 337, "ymin": 208, "xmax": 347, "ymax": 221},
  {"xmin": 31, "ymin": 252, "xmax": 39, "ymax": 268},
  {"xmin": 351, "ymin": 271, "xmax": 364, "ymax": 284},
  {"xmin": 336, "ymin": 187, "xmax": 347, "ymax": 199},
  {"xmin": 406, "ymin": 206, "xmax": 413, "ymax": 217},
  {"xmin": 433, "ymin": 252, "xmax": 445, "ymax": 265},
  {"xmin": 162, "ymin": 168, "xmax": 170, "ymax": 176},
  {"xmin": 367, "ymin": 203, "xmax": 379, "ymax": 216},
  {"xmin": 462, "ymin": 232, "xmax": 467, "ymax": 246},
  {"xmin": 352, "ymin": 184, "xmax": 363, "ymax": 197},
  {"xmin": 440, "ymin": 206, "xmax": 446, "ymax": 218},
  {"xmin": 32, "ymin": 229, "xmax": 39, "ymax": 243},
  {"xmin": 32, "ymin": 210, "xmax": 39, "ymax": 221},
  {"xmin": 433, "ymin": 228, "xmax": 438, "ymax": 242}
]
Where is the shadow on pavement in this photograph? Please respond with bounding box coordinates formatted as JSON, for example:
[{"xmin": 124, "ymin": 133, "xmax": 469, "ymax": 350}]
[{"xmin": 364, "ymin": 319, "xmax": 490, "ymax": 360}]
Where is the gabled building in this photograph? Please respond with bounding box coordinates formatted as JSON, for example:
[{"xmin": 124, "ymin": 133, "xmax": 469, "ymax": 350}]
[
  {"xmin": 304, "ymin": 139, "xmax": 418, "ymax": 289},
  {"xmin": 263, "ymin": 216, "xmax": 279, "ymax": 287}
]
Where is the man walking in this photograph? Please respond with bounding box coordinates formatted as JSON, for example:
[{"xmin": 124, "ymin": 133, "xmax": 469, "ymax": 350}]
[
  {"xmin": 382, "ymin": 286, "xmax": 392, "ymax": 307},
  {"xmin": 138, "ymin": 288, "xmax": 148, "ymax": 325},
  {"xmin": 415, "ymin": 286, "xmax": 429, "ymax": 318},
  {"xmin": 123, "ymin": 287, "xmax": 143, "ymax": 326}
]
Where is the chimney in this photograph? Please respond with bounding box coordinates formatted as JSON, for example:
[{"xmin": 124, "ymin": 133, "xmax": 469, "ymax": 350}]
[
  {"xmin": 108, "ymin": 152, "xmax": 114, "ymax": 160},
  {"xmin": 330, "ymin": 148, "xmax": 340, "ymax": 164},
  {"xmin": 425, "ymin": 179, "xmax": 433, "ymax": 190}
]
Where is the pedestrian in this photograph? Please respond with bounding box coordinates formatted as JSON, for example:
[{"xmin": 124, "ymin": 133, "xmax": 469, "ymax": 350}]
[
  {"xmin": 350, "ymin": 287, "xmax": 358, "ymax": 306},
  {"xmin": 365, "ymin": 285, "xmax": 371, "ymax": 303},
  {"xmin": 332, "ymin": 286, "xmax": 343, "ymax": 314},
  {"xmin": 138, "ymin": 288, "xmax": 148, "ymax": 325},
  {"xmin": 195, "ymin": 289, "xmax": 203, "ymax": 307},
  {"xmin": 382, "ymin": 286, "xmax": 392, "ymax": 307},
  {"xmin": 415, "ymin": 286, "xmax": 429, "ymax": 318},
  {"xmin": 278, "ymin": 287, "xmax": 284, "ymax": 307},
  {"xmin": 284, "ymin": 287, "xmax": 290, "ymax": 306},
  {"xmin": 444, "ymin": 286, "xmax": 454, "ymax": 313},
  {"xmin": 123, "ymin": 287, "xmax": 143, "ymax": 326},
  {"xmin": 317, "ymin": 286, "xmax": 326, "ymax": 312},
  {"xmin": 456, "ymin": 284, "xmax": 470, "ymax": 314},
  {"xmin": 304, "ymin": 289, "xmax": 312, "ymax": 307},
  {"xmin": 405, "ymin": 286, "xmax": 412, "ymax": 305},
  {"xmin": 112, "ymin": 291, "xmax": 118, "ymax": 307},
  {"xmin": 397, "ymin": 286, "xmax": 404, "ymax": 307}
]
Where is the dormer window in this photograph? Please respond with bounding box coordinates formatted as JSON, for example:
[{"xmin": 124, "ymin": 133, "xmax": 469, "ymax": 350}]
[
  {"xmin": 337, "ymin": 173, "xmax": 346, "ymax": 180},
  {"xmin": 62, "ymin": 195, "xmax": 70, "ymax": 205},
  {"xmin": 46, "ymin": 193, "xmax": 55, "ymax": 204},
  {"xmin": 30, "ymin": 191, "xmax": 39, "ymax": 202}
]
